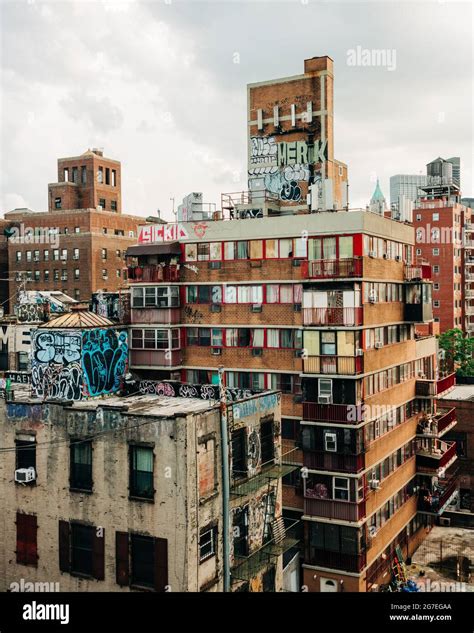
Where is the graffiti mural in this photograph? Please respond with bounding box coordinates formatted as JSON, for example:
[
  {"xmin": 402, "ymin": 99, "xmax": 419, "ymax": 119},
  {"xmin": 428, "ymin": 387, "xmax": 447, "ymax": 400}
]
[
  {"xmin": 31, "ymin": 328, "xmax": 128, "ymax": 401},
  {"xmin": 138, "ymin": 380, "xmax": 255, "ymax": 403},
  {"xmin": 17, "ymin": 303, "xmax": 47, "ymax": 323},
  {"xmin": 82, "ymin": 329, "xmax": 128, "ymax": 397}
]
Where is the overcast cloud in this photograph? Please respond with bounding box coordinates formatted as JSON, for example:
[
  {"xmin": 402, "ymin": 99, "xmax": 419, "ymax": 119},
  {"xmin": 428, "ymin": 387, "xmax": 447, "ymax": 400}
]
[{"xmin": 0, "ymin": 0, "xmax": 472, "ymax": 220}]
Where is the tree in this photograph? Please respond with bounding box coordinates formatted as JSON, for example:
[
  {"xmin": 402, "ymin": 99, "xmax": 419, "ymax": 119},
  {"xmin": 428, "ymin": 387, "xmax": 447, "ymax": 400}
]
[{"xmin": 437, "ymin": 328, "xmax": 474, "ymax": 376}]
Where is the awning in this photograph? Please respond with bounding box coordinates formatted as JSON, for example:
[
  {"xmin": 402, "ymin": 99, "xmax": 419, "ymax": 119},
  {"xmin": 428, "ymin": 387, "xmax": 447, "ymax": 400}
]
[{"xmin": 126, "ymin": 242, "xmax": 181, "ymax": 257}]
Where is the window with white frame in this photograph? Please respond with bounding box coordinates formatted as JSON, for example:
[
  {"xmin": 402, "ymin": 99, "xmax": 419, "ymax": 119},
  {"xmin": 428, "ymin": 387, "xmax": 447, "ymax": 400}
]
[
  {"xmin": 333, "ymin": 477, "xmax": 350, "ymax": 501},
  {"xmin": 324, "ymin": 432, "xmax": 337, "ymax": 452}
]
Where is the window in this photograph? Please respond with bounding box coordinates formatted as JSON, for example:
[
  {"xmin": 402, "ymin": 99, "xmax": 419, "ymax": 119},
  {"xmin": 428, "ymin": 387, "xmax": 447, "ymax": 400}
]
[
  {"xmin": 236, "ymin": 241, "xmax": 249, "ymax": 259},
  {"xmin": 70, "ymin": 524, "xmax": 94, "ymax": 576},
  {"xmin": 81, "ymin": 166, "xmax": 87, "ymax": 184},
  {"xmin": 102, "ymin": 269, "xmax": 108, "ymax": 279},
  {"xmin": 26, "ymin": 251, "xmax": 32, "ymax": 262},
  {"xmin": 16, "ymin": 437, "xmax": 36, "ymax": 473},
  {"xmin": 433, "ymin": 265, "xmax": 439, "ymax": 274},
  {"xmin": 55, "ymin": 197, "xmax": 61, "ymax": 209},
  {"xmin": 17, "ymin": 351, "xmax": 29, "ymax": 371},
  {"xmin": 44, "ymin": 270, "xmax": 50, "ymax": 281},
  {"xmin": 74, "ymin": 289, "xmax": 80, "ymax": 300},
  {"xmin": 132, "ymin": 286, "xmax": 179, "ymax": 309},
  {"xmin": 432, "ymin": 213, "xmax": 439, "ymax": 221},
  {"xmin": 74, "ymin": 226, "xmax": 80, "ymax": 234},
  {"xmin": 70, "ymin": 440, "xmax": 92, "ymax": 491},
  {"xmin": 321, "ymin": 332, "xmax": 336, "ymax": 355},
  {"xmin": 416, "ymin": 248, "xmax": 421, "ymax": 256},
  {"xmin": 73, "ymin": 248, "xmax": 79, "ymax": 260},
  {"xmin": 233, "ymin": 507, "xmax": 249, "ymax": 557},
  {"xmin": 199, "ymin": 526, "xmax": 217, "ymax": 562},
  {"xmin": 53, "ymin": 249, "xmax": 59, "ymax": 261},
  {"xmin": 112, "ymin": 170, "xmax": 116, "ymax": 187},
  {"xmin": 16, "ymin": 251, "xmax": 21, "ymax": 262},
  {"xmin": 116, "ymin": 532, "xmax": 168, "ymax": 591},
  {"xmin": 16, "ymin": 513, "xmax": 37, "ymax": 566},
  {"xmin": 97, "ymin": 167, "xmax": 103, "ymax": 183},
  {"xmin": 231, "ymin": 428, "xmax": 246, "ymax": 478},
  {"xmin": 61, "ymin": 269, "xmax": 68, "ymax": 281},
  {"xmin": 434, "ymin": 300, "xmax": 440, "ymax": 308},
  {"xmin": 102, "ymin": 249, "xmax": 107, "ymax": 260},
  {"xmin": 197, "ymin": 243, "xmax": 210, "ymax": 261},
  {"xmin": 416, "ymin": 214, "xmax": 421, "ymax": 221},
  {"xmin": 61, "ymin": 249, "xmax": 67, "ymax": 261},
  {"xmin": 42, "ymin": 249, "xmax": 49, "ymax": 261},
  {"xmin": 318, "ymin": 379, "xmax": 332, "ymax": 402},
  {"xmin": 333, "ymin": 477, "xmax": 350, "ymax": 501},
  {"xmin": 34, "ymin": 271, "xmax": 40, "ymax": 282},
  {"xmin": 105, "ymin": 167, "xmax": 110, "ymax": 185},
  {"xmin": 130, "ymin": 446, "xmax": 154, "ymax": 499},
  {"xmin": 260, "ymin": 417, "xmax": 274, "ymax": 465},
  {"xmin": 33, "ymin": 250, "xmax": 39, "ymax": 262},
  {"xmin": 434, "ymin": 283, "xmax": 439, "ymax": 291},
  {"xmin": 433, "ymin": 248, "xmax": 439, "ymax": 256},
  {"xmin": 99, "ymin": 199, "xmax": 106, "ymax": 209}
]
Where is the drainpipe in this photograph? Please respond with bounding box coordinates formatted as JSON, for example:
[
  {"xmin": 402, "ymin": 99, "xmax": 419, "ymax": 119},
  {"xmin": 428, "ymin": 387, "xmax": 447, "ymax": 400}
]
[{"xmin": 218, "ymin": 365, "xmax": 231, "ymax": 592}]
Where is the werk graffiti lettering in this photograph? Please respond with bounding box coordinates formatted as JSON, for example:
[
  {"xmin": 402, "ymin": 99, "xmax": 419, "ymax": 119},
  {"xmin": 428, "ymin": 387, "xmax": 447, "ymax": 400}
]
[{"xmin": 17, "ymin": 303, "xmax": 46, "ymax": 323}]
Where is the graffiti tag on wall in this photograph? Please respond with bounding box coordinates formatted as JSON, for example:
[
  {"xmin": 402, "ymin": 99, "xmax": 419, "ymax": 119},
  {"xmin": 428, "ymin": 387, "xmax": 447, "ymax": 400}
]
[{"xmin": 138, "ymin": 380, "xmax": 255, "ymax": 403}]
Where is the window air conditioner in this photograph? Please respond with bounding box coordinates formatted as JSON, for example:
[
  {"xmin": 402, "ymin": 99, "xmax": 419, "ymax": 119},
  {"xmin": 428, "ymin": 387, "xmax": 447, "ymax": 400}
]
[
  {"xmin": 210, "ymin": 304, "xmax": 221, "ymax": 313},
  {"xmin": 369, "ymin": 250, "xmax": 377, "ymax": 258},
  {"xmin": 211, "ymin": 347, "xmax": 222, "ymax": 356},
  {"xmin": 251, "ymin": 304, "xmax": 262, "ymax": 313},
  {"xmin": 439, "ymin": 517, "xmax": 451, "ymax": 527},
  {"xmin": 369, "ymin": 292, "xmax": 377, "ymax": 303},
  {"xmin": 252, "ymin": 348, "xmax": 263, "ymax": 357},
  {"xmin": 370, "ymin": 479, "xmax": 381, "ymax": 490},
  {"xmin": 374, "ymin": 342, "xmax": 383, "ymax": 349},
  {"xmin": 395, "ymin": 255, "xmax": 402, "ymax": 262},
  {"xmin": 318, "ymin": 394, "xmax": 332, "ymax": 404},
  {"xmin": 15, "ymin": 467, "xmax": 36, "ymax": 483},
  {"xmin": 355, "ymin": 348, "xmax": 363, "ymax": 356}
]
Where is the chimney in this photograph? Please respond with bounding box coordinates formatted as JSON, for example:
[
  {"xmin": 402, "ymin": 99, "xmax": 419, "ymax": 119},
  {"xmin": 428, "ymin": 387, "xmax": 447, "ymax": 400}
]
[{"xmin": 304, "ymin": 56, "xmax": 333, "ymax": 75}]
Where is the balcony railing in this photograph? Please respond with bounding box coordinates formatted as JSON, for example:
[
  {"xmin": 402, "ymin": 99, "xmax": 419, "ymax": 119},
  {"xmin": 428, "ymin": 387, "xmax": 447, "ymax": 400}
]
[
  {"xmin": 418, "ymin": 474, "xmax": 458, "ymax": 515},
  {"xmin": 416, "ymin": 440, "xmax": 457, "ymax": 473},
  {"xmin": 130, "ymin": 307, "xmax": 180, "ymax": 325},
  {"xmin": 305, "ymin": 258, "xmax": 363, "ymax": 279},
  {"xmin": 127, "ymin": 265, "xmax": 180, "ymax": 282},
  {"xmin": 304, "ymin": 496, "xmax": 365, "ymax": 522},
  {"xmin": 305, "ymin": 548, "xmax": 366, "ymax": 573},
  {"xmin": 404, "ymin": 264, "xmax": 432, "ymax": 281},
  {"xmin": 302, "ymin": 355, "xmax": 363, "ymax": 376},
  {"xmin": 417, "ymin": 408, "xmax": 457, "ymax": 437},
  {"xmin": 303, "ymin": 307, "xmax": 363, "ymax": 326},
  {"xmin": 303, "ymin": 402, "xmax": 364, "ymax": 424},
  {"xmin": 129, "ymin": 349, "xmax": 182, "ymax": 368},
  {"xmin": 303, "ymin": 450, "xmax": 365, "ymax": 473},
  {"xmin": 436, "ymin": 373, "xmax": 455, "ymax": 395}
]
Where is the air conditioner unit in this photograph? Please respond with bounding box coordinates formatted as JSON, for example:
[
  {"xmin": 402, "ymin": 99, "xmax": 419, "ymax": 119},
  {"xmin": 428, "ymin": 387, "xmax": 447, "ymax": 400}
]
[
  {"xmin": 15, "ymin": 467, "xmax": 36, "ymax": 484},
  {"xmin": 252, "ymin": 348, "xmax": 263, "ymax": 357},
  {"xmin": 318, "ymin": 394, "xmax": 332, "ymax": 404},
  {"xmin": 383, "ymin": 254, "xmax": 388, "ymax": 259},
  {"xmin": 369, "ymin": 292, "xmax": 378, "ymax": 303},
  {"xmin": 370, "ymin": 479, "xmax": 381, "ymax": 490},
  {"xmin": 355, "ymin": 348, "xmax": 363, "ymax": 356},
  {"xmin": 251, "ymin": 304, "xmax": 262, "ymax": 312},
  {"xmin": 375, "ymin": 342, "xmax": 383, "ymax": 349},
  {"xmin": 210, "ymin": 304, "xmax": 221, "ymax": 313},
  {"xmin": 292, "ymin": 259, "xmax": 302, "ymax": 267},
  {"xmin": 209, "ymin": 261, "xmax": 221, "ymax": 270},
  {"xmin": 294, "ymin": 304, "xmax": 302, "ymax": 312},
  {"xmin": 369, "ymin": 250, "xmax": 377, "ymax": 258},
  {"xmin": 211, "ymin": 347, "xmax": 222, "ymax": 356},
  {"xmin": 395, "ymin": 255, "xmax": 402, "ymax": 262},
  {"xmin": 439, "ymin": 517, "xmax": 451, "ymax": 527}
]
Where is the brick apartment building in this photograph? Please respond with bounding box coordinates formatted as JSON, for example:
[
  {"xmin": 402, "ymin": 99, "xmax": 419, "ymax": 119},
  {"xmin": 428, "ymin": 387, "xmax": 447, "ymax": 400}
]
[
  {"xmin": 412, "ymin": 158, "xmax": 473, "ymax": 334},
  {"xmin": 4, "ymin": 149, "xmax": 153, "ymax": 304}
]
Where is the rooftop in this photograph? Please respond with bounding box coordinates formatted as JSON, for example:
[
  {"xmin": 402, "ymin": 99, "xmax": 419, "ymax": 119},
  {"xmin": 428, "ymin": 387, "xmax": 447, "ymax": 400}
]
[
  {"xmin": 438, "ymin": 385, "xmax": 474, "ymax": 402},
  {"xmin": 38, "ymin": 308, "xmax": 114, "ymax": 329}
]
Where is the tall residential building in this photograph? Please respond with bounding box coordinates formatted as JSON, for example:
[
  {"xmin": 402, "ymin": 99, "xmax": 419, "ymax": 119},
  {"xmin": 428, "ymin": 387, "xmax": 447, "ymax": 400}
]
[
  {"xmin": 413, "ymin": 177, "xmax": 473, "ymax": 334},
  {"xmin": 390, "ymin": 175, "xmax": 428, "ymax": 206},
  {"xmin": 4, "ymin": 149, "xmax": 152, "ymax": 303}
]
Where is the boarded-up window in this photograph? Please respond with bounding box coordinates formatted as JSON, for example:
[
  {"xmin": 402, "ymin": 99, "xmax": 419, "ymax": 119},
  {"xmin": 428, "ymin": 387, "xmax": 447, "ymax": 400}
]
[
  {"xmin": 16, "ymin": 513, "xmax": 37, "ymax": 566},
  {"xmin": 198, "ymin": 438, "xmax": 215, "ymax": 498}
]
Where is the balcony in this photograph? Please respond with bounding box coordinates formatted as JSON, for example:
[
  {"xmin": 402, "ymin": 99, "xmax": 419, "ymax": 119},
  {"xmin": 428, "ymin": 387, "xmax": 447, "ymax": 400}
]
[
  {"xmin": 415, "ymin": 379, "xmax": 436, "ymax": 397},
  {"xmin": 305, "ymin": 548, "xmax": 366, "ymax": 573},
  {"xmin": 304, "ymin": 496, "xmax": 365, "ymax": 522},
  {"xmin": 417, "ymin": 408, "xmax": 457, "ymax": 438},
  {"xmin": 436, "ymin": 373, "xmax": 455, "ymax": 395},
  {"xmin": 404, "ymin": 264, "xmax": 431, "ymax": 281},
  {"xmin": 129, "ymin": 349, "xmax": 182, "ymax": 368},
  {"xmin": 130, "ymin": 307, "xmax": 180, "ymax": 325},
  {"xmin": 127, "ymin": 265, "xmax": 180, "ymax": 283},
  {"xmin": 465, "ymin": 223, "xmax": 474, "ymax": 232},
  {"xmin": 303, "ymin": 258, "xmax": 363, "ymax": 279},
  {"xmin": 303, "ymin": 402, "xmax": 364, "ymax": 424},
  {"xmin": 302, "ymin": 355, "xmax": 363, "ymax": 376},
  {"xmin": 418, "ymin": 472, "xmax": 458, "ymax": 515},
  {"xmin": 416, "ymin": 440, "xmax": 457, "ymax": 474},
  {"xmin": 303, "ymin": 450, "xmax": 365, "ymax": 473},
  {"xmin": 303, "ymin": 307, "xmax": 363, "ymax": 326}
]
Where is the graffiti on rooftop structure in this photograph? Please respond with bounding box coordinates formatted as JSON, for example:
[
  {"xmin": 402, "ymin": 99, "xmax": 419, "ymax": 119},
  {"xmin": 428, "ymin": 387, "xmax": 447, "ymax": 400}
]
[
  {"xmin": 31, "ymin": 328, "xmax": 128, "ymax": 401},
  {"xmin": 138, "ymin": 380, "xmax": 255, "ymax": 403}
]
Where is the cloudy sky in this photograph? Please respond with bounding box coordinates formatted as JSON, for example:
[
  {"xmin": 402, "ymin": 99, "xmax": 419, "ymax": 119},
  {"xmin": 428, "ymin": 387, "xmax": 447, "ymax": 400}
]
[{"xmin": 1, "ymin": 0, "xmax": 472, "ymax": 220}]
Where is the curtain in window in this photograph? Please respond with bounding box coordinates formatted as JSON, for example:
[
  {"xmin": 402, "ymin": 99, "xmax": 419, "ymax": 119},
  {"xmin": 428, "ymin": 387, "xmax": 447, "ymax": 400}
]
[
  {"xmin": 323, "ymin": 237, "xmax": 337, "ymax": 260},
  {"xmin": 249, "ymin": 240, "xmax": 263, "ymax": 259},
  {"xmin": 185, "ymin": 244, "xmax": 197, "ymax": 261},
  {"xmin": 267, "ymin": 330, "xmax": 279, "ymax": 348},
  {"xmin": 210, "ymin": 243, "xmax": 221, "ymax": 260},
  {"xmin": 135, "ymin": 447, "xmax": 153, "ymax": 472},
  {"xmin": 211, "ymin": 329, "xmax": 222, "ymax": 347},
  {"xmin": 251, "ymin": 286, "xmax": 263, "ymax": 304},
  {"xmin": 236, "ymin": 241, "xmax": 249, "ymax": 259},
  {"xmin": 252, "ymin": 373, "xmax": 265, "ymax": 390},
  {"xmin": 339, "ymin": 236, "xmax": 353, "ymax": 259},
  {"xmin": 226, "ymin": 329, "xmax": 238, "ymax": 346},
  {"xmin": 266, "ymin": 240, "xmax": 278, "ymax": 258},
  {"xmin": 266, "ymin": 285, "xmax": 279, "ymax": 303},
  {"xmin": 224, "ymin": 242, "xmax": 235, "ymax": 260},
  {"xmin": 251, "ymin": 329, "xmax": 264, "ymax": 347},
  {"xmin": 280, "ymin": 286, "xmax": 293, "ymax": 303},
  {"xmin": 294, "ymin": 238, "xmax": 307, "ymax": 258},
  {"xmin": 308, "ymin": 239, "xmax": 321, "ymax": 261},
  {"xmin": 280, "ymin": 330, "xmax": 293, "ymax": 348},
  {"xmin": 238, "ymin": 286, "xmax": 251, "ymax": 303},
  {"xmin": 279, "ymin": 239, "xmax": 292, "ymax": 258},
  {"xmin": 293, "ymin": 284, "xmax": 303, "ymax": 303}
]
